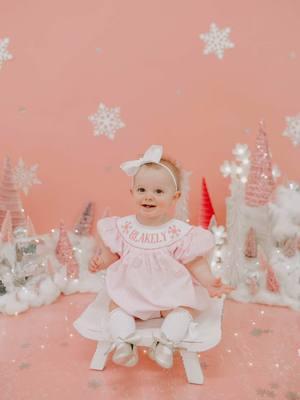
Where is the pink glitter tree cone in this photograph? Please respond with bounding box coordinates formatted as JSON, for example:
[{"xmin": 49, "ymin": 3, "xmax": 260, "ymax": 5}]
[
  {"xmin": 56, "ymin": 221, "xmax": 79, "ymax": 279},
  {"xmin": 245, "ymin": 126, "xmax": 275, "ymax": 207}
]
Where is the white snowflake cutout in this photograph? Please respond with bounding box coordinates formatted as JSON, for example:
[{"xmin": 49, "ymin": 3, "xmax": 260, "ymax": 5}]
[
  {"xmin": 282, "ymin": 114, "xmax": 300, "ymax": 146},
  {"xmin": 14, "ymin": 159, "xmax": 41, "ymax": 195},
  {"xmin": 199, "ymin": 23, "xmax": 234, "ymax": 60},
  {"xmin": 88, "ymin": 103, "xmax": 125, "ymax": 140},
  {"xmin": 0, "ymin": 37, "xmax": 13, "ymax": 68}
]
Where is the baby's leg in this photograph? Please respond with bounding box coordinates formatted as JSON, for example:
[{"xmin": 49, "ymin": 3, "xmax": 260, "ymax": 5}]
[
  {"xmin": 152, "ymin": 307, "xmax": 194, "ymax": 368},
  {"xmin": 108, "ymin": 302, "xmax": 138, "ymax": 367}
]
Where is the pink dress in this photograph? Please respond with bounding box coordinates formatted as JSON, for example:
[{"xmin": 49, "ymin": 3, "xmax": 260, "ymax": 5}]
[{"xmin": 99, "ymin": 215, "xmax": 215, "ymax": 320}]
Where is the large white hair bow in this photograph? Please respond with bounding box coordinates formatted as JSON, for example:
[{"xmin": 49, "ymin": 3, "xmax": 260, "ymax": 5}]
[{"xmin": 120, "ymin": 145, "xmax": 163, "ymax": 176}]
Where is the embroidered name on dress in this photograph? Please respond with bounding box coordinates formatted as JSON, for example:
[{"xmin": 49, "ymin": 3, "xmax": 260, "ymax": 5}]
[
  {"xmin": 118, "ymin": 217, "xmax": 188, "ymax": 248},
  {"xmin": 128, "ymin": 230, "xmax": 167, "ymax": 244}
]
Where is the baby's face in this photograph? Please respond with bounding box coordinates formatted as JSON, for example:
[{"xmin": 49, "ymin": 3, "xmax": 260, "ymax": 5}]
[{"xmin": 131, "ymin": 165, "xmax": 180, "ymax": 224}]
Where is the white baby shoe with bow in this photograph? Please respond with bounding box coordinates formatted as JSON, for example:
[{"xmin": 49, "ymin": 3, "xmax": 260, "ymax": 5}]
[
  {"xmin": 149, "ymin": 308, "xmax": 193, "ymax": 369},
  {"xmin": 109, "ymin": 308, "xmax": 139, "ymax": 367},
  {"xmin": 112, "ymin": 341, "xmax": 139, "ymax": 367}
]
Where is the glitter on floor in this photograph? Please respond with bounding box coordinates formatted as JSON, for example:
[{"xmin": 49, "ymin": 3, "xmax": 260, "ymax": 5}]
[{"xmin": 1, "ymin": 294, "xmax": 299, "ymax": 400}]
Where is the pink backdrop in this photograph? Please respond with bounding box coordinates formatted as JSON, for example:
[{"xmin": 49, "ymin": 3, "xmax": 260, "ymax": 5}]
[{"xmin": 1, "ymin": 0, "xmax": 300, "ymax": 233}]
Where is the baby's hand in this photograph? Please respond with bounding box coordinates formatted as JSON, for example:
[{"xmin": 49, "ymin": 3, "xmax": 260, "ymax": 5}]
[
  {"xmin": 89, "ymin": 254, "xmax": 105, "ymax": 273},
  {"xmin": 205, "ymin": 277, "xmax": 234, "ymax": 298}
]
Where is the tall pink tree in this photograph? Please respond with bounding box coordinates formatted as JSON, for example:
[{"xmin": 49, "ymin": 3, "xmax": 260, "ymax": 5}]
[
  {"xmin": 245, "ymin": 125, "xmax": 275, "ymax": 207},
  {"xmin": 0, "ymin": 157, "xmax": 26, "ymax": 229},
  {"xmin": 258, "ymin": 247, "xmax": 280, "ymax": 293},
  {"xmin": 74, "ymin": 202, "xmax": 94, "ymax": 236},
  {"xmin": 56, "ymin": 221, "xmax": 79, "ymax": 279},
  {"xmin": 266, "ymin": 267, "xmax": 280, "ymax": 293}
]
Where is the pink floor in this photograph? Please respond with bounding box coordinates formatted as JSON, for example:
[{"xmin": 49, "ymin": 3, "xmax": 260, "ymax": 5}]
[{"xmin": 1, "ymin": 294, "xmax": 299, "ymax": 400}]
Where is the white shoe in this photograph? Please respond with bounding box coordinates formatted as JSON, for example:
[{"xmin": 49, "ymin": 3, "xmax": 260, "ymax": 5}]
[
  {"xmin": 112, "ymin": 342, "xmax": 138, "ymax": 367},
  {"xmin": 148, "ymin": 342, "xmax": 173, "ymax": 369}
]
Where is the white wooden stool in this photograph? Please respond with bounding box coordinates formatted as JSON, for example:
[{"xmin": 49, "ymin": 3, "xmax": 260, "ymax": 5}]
[{"xmin": 87, "ymin": 297, "xmax": 224, "ymax": 384}]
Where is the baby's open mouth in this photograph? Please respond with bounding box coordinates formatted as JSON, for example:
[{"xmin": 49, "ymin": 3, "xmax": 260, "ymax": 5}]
[{"xmin": 142, "ymin": 204, "xmax": 156, "ymax": 208}]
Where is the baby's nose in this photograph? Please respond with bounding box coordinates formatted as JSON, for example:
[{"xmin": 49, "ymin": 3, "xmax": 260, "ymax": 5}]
[{"xmin": 144, "ymin": 192, "xmax": 154, "ymax": 200}]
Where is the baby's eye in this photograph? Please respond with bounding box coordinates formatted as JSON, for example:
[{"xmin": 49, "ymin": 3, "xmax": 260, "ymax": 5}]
[
  {"xmin": 155, "ymin": 189, "xmax": 164, "ymax": 194},
  {"xmin": 137, "ymin": 187, "xmax": 145, "ymax": 192}
]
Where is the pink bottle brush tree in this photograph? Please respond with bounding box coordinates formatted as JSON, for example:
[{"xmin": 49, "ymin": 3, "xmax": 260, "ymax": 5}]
[
  {"xmin": 245, "ymin": 125, "xmax": 275, "ymax": 207},
  {"xmin": 56, "ymin": 221, "xmax": 79, "ymax": 279}
]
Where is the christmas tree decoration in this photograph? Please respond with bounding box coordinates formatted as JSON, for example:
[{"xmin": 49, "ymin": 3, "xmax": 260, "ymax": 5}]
[
  {"xmin": 282, "ymin": 237, "xmax": 297, "ymax": 258},
  {"xmin": 74, "ymin": 202, "xmax": 94, "ymax": 236},
  {"xmin": 0, "ymin": 210, "xmax": 13, "ymax": 242},
  {"xmin": 199, "ymin": 177, "xmax": 216, "ymax": 229},
  {"xmin": 245, "ymin": 124, "xmax": 275, "ymax": 207},
  {"xmin": 257, "ymin": 247, "xmax": 280, "ymax": 293},
  {"xmin": 266, "ymin": 267, "xmax": 280, "ymax": 293},
  {"xmin": 56, "ymin": 221, "xmax": 79, "ymax": 279},
  {"xmin": 0, "ymin": 157, "xmax": 26, "ymax": 229},
  {"xmin": 220, "ymin": 127, "xmax": 300, "ymax": 310},
  {"xmin": 244, "ymin": 227, "xmax": 257, "ymax": 258},
  {"xmin": 26, "ymin": 216, "xmax": 36, "ymax": 237}
]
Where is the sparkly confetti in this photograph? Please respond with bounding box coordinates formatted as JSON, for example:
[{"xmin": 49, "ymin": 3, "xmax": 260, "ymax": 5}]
[
  {"xmin": 199, "ymin": 22, "xmax": 235, "ymax": 59},
  {"xmin": 88, "ymin": 102, "xmax": 125, "ymax": 140}
]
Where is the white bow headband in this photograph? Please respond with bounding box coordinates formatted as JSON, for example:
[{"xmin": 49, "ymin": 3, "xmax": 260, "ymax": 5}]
[{"xmin": 120, "ymin": 145, "xmax": 178, "ymax": 191}]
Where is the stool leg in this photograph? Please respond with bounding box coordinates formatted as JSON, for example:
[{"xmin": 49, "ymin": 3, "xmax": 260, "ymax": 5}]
[
  {"xmin": 90, "ymin": 341, "xmax": 111, "ymax": 370},
  {"xmin": 180, "ymin": 350, "xmax": 204, "ymax": 385}
]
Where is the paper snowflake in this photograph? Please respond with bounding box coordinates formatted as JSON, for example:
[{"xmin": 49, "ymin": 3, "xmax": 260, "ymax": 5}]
[
  {"xmin": 0, "ymin": 37, "xmax": 13, "ymax": 67},
  {"xmin": 282, "ymin": 114, "xmax": 300, "ymax": 146},
  {"xmin": 88, "ymin": 103, "xmax": 125, "ymax": 140},
  {"xmin": 199, "ymin": 23, "xmax": 234, "ymax": 60},
  {"xmin": 14, "ymin": 159, "xmax": 41, "ymax": 195}
]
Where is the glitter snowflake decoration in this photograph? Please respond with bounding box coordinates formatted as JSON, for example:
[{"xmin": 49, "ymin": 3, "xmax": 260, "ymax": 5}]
[
  {"xmin": 0, "ymin": 37, "xmax": 13, "ymax": 68},
  {"xmin": 199, "ymin": 23, "xmax": 234, "ymax": 60},
  {"xmin": 14, "ymin": 159, "xmax": 41, "ymax": 195},
  {"xmin": 282, "ymin": 114, "xmax": 300, "ymax": 146},
  {"xmin": 88, "ymin": 103, "xmax": 125, "ymax": 140}
]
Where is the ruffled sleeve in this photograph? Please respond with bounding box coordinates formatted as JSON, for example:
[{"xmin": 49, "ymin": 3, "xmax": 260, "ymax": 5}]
[
  {"xmin": 173, "ymin": 226, "xmax": 215, "ymax": 264},
  {"xmin": 97, "ymin": 217, "xmax": 123, "ymax": 255}
]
